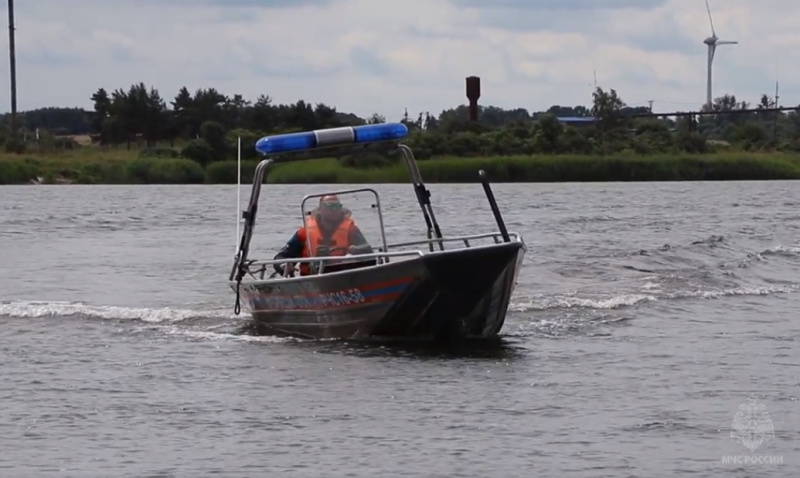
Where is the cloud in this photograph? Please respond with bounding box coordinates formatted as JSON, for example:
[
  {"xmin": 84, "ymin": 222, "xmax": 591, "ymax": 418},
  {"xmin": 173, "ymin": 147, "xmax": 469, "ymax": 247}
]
[
  {"xmin": 133, "ymin": 0, "xmax": 333, "ymax": 8},
  {"xmin": 0, "ymin": 0, "xmax": 798, "ymax": 120},
  {"xmin": 450, "ymin": 0, "xmax": 668, "ymax": 13}
]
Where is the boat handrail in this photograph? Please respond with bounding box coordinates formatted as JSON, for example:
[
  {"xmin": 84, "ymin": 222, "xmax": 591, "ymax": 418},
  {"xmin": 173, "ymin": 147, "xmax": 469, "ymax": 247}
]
[
  {"xmin": 249, "ymin": 250, "xmax": 423, "ymax": 267},
  {"xmin": 235, "ymin": 250, "xmax": 425, "ymax": 280},
  {"xmin": 387, "ymin": 231, "xmax": 522, "ymax": 250},
  {"xmin": 236, "ymin": 231, "xmax": 525, "ymax": 282}
]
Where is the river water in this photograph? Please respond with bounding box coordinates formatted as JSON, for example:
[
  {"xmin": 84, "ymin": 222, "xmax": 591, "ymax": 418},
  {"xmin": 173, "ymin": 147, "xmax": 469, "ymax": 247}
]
[{"xmin": 1, "ymin": 181, "xmax": 798, "ymax": 477}]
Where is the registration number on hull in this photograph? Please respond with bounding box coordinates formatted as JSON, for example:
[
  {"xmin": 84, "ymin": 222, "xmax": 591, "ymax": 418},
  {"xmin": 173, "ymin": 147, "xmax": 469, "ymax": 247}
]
[{"xmin": 252, "ymin": 287, "xmax": 367, "ymax": 310}]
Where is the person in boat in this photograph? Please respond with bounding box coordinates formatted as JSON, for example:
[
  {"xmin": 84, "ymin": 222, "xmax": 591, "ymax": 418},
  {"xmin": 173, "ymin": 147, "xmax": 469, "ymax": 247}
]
[{"xmin": 273, "ymin": 194, "xmax": 373, "ymax": 276}]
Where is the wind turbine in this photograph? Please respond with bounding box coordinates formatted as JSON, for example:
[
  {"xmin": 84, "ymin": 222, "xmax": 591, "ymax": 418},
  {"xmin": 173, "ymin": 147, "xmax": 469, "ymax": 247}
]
[{"xmin": 704, "ymin": 0, "xmax": 737, "ymax": 109}]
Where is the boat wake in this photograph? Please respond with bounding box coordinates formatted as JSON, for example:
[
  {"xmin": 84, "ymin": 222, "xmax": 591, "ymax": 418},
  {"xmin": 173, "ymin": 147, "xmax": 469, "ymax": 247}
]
[
  {"xmin": 0, "ymin": 300, "xmax": 232, "ymax": 322},
  {"xmin": 507, "ymin": 237, "xmax": 800, "ymax": 338},
  {"xmin": 511, "ymin": 282, "xmax": 799, "ymax": 313},
  {"xmin": 0, "ymin": 300, "xmax": 295, "ymax": 344},
  {"xmin": 2, "ymin": 237, "xmax": 796, "ymax": 344}
]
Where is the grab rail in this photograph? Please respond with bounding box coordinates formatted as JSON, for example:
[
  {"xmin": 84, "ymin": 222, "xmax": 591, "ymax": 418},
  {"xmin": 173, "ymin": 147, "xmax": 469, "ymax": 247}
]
[
  {"xmin": 387, "ymin": 231, "xmax": 522, "ymax": 250},
  {"xmin": 249, "ymin": 250, "xmax": 423, "ymax": 268},
  {"xmin": 236, "ymin": 231, "xmax": 525, "ymax": 281},
  {"xmin": 238, "ymin": 250, "xmax": 425, "ymax": 280}
]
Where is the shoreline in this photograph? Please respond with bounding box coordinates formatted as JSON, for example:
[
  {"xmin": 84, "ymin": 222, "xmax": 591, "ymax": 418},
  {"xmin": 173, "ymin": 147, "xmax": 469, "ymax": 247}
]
[{"xmin": 2, "ymin": 152, "xmax": 800, "ymax": 185}]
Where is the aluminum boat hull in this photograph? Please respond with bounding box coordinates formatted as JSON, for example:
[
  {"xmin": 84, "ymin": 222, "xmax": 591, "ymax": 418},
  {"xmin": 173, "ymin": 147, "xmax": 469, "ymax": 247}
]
[{"xmin": 232, "ymin": 241, "xmax": 525, "ymax": 341}]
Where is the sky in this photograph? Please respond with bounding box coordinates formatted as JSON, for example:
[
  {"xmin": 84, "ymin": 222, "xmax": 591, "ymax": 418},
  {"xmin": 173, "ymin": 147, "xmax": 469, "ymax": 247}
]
[{"xmin": 0, "ymin": 0, "xmax": 798, "ymax": 120}]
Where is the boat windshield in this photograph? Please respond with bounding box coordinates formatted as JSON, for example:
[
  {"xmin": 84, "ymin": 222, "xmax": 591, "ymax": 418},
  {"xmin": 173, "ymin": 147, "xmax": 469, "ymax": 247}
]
[{"xmin": 300, "ymin": 188, "xmax": 387, "ymax": 258}]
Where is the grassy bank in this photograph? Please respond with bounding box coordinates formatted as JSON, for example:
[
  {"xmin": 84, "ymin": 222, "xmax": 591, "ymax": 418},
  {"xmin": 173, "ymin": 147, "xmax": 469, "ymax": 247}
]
[
  {"xmin": 0, "ymin": 148, "xmax": 206, "ymax": 185},
  {"xmin": 1, "ymin": 149, "xmax": 800, "ymax": 185},
  {"xmin": 263, "ymin": 152, "xmax": 800, "ymax": 183}
]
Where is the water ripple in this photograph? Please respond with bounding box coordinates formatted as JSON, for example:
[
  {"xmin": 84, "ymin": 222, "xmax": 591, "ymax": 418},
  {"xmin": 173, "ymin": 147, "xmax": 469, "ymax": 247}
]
[{"xmin": 0, "ymin": 182, "xmax": 798, "ymax": 477}]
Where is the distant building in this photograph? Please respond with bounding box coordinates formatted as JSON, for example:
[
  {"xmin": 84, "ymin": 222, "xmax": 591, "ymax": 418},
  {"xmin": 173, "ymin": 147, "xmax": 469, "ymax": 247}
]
[{"xmin": 556, "ymin": 116, "xmax": 596, "ymax": 128}]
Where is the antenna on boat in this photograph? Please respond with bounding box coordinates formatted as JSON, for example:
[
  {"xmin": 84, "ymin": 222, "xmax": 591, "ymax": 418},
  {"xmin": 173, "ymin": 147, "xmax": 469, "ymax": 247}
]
[{"xmin": 236, "ymin": 135, "xmax": 242, "ymax": 253}]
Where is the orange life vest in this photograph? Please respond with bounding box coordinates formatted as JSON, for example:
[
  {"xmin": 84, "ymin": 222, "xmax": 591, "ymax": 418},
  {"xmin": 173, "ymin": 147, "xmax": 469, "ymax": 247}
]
[{"xmin": 298, "ymin": 215, "xmax": 354, "ymax": 275}]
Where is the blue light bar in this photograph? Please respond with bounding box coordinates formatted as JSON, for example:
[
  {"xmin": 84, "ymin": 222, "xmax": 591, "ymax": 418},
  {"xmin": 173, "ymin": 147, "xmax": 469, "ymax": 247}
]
[{"xmin": 255, "ymin": 122, "xmax": 409, "ymax": 155}]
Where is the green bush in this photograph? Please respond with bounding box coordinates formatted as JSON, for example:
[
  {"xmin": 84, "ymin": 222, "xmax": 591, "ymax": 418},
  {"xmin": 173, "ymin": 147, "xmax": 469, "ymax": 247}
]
[
  {"xmin": 205, "ymin": 159, "xmax": 269, "ymax": 184},
  {"xmin": 72, "ymin": 161, "xmax": 129, "ymax": 184},
  {"xmin": 127, "ymin": 157, "xmax": 205, "ymax": 184},
  {"xmin": 338, "ymin": 150, "xmax": 398, "ymax": 169},
  {"xmin": 138, "ymin": 147, "xmax": 180, "ymax": 159},
  {"xmin": 0, "ymin": 158, "xmax": 38, "ymax": 184},
  {"xmin": 181, "ymin": 139, "xmax": 215, "ymax": 165}
]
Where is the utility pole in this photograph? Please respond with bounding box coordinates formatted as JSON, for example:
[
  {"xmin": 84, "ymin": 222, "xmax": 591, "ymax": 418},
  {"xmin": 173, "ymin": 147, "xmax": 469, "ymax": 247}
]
[
  {"xmin": 772, "ymin": 59, "xmax": 780, "ymax": 141},
  {"xmin": 7, "ymin": 0, "xmax": 18, "ymax": 146},
  {"xmin": 773, "ymin": 78, "xmax": 779, "ymax": 141}
]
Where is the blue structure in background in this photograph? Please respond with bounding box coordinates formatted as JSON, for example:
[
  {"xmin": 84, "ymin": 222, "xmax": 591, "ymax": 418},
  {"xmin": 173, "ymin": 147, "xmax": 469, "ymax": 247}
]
[{"xmin": 555, "ymin": 116, "xmax": 597, "ymax": 127}]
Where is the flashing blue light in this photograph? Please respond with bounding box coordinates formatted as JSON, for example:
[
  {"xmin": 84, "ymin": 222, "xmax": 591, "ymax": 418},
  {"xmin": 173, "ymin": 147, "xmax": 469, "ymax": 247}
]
[
  {"xmin": 351, "ymin": 123, "xmax": 408, "ymax": 143},
  {"xmin": 255, "ymin": 122, "xmax": 409, "ymax": 155},
  {"xmin": 255, "ymin": 131, "xmax": 317, "ymax": 155}
]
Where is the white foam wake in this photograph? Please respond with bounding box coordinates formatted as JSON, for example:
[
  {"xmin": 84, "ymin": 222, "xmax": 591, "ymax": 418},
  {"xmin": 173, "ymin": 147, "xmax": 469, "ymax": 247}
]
[
  {"xmin": 0, "ymin": 300, "xmax": 236, "ymax": 322},
  {"xmin": 509, "ymin": 284, "xmax": 800, "ymax": 312},
  {"xmin": 510, "ymin": 293, "xmax": 655, "ymax": 312}
]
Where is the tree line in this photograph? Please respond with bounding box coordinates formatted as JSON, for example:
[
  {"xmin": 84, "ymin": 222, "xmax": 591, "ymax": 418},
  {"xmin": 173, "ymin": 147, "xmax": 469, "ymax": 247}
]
[{"xmin": 1, "ymin": 82, "xmax": 799, "ymax": 162}]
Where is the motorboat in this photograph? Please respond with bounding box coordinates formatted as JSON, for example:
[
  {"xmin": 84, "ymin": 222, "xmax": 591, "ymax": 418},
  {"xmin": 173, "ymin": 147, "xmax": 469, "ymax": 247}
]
[{"xmin": 228, "ymin": 122, "xmax": 527, "ymax": 342}]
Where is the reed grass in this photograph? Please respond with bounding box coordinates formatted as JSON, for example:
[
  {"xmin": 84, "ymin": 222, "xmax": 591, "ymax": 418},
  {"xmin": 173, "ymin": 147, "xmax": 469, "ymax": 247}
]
[
  {"xmin": 2, "ymin": 149, "xmax": 799, "ymax": 185},
  {"xmin": 0, "ymin": 148, "xmax": 204, "ymax": 184},
  {"xmin": 264, "ymin": 152, "xmax": 800, "ymax": 184}
]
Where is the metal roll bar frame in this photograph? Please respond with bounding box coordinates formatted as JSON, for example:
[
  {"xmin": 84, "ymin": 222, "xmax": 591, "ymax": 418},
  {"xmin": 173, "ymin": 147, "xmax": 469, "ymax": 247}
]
[{"xmin": 229, "ymin": 135, "xmax": 512, "ymax": 315}]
